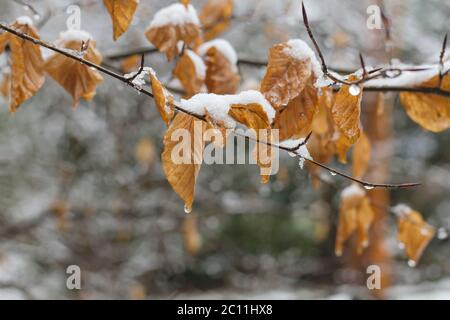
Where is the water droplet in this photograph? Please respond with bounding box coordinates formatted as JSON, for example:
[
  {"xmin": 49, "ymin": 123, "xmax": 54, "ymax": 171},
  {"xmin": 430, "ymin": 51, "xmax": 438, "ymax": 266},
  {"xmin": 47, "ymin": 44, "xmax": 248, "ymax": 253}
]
[
  {"xmin": 329, "ymin": 171, "xmax": 337, "ymax": 176},
  {"xmin": 349, "ymin": 84, "xmax": 361, "ymax": 96},
  {"xmin": 364, "ymin": 185, "xmax": 374, "ymax": 190},
  {"xmin": 184, "ymin": 205, "xmax": 192, "ymax": 214},
  {"xmin": 407, "ymin": 259, "xmax": 417, "ymax": 268},
  {"xmin": 437, "ymin": 227, "xmax": 448, "ymax": 240},
  {"xmin": 33, "ymin": 14, "xmax": 40, "ymax": 20},
  {"xmin": 398, "ymin": 242, "xmax": 405, "ymax": 249}
]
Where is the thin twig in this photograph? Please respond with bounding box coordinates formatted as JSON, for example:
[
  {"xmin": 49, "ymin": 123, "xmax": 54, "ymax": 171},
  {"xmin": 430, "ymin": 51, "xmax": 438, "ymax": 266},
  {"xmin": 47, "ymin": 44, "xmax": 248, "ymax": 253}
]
[
  {"xmin": 0, "ymin": 22, "xmax": 422, "ymax": 189},
  {"xmin": 439, "ymin": 33, "xmax": 448, "ymax": 87}
]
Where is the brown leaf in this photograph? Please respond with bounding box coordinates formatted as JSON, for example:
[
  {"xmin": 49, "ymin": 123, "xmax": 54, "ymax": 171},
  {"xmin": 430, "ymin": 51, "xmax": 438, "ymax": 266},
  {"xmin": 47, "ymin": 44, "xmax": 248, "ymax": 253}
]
[
  {"xmin": 229, "ymin": 103, "xmax": 273, "ymax": 183},
  {"xmin": 204, "ymin": 110, "xmax": 230, "ymax": 147},
  {"xmin": 335, "ymin": 184, "xmax": 374, "ymax": 256},
  {"xmin": 260, "ymin": 42, "xmax": 312, "ymax": 109},
  {"xmin": 331, "ymin": 76, "xmax": 362, "ymax": 145},
  {"xmin": 162, "ymin": 113, "xmax": 207, "ymax": 211},
  {"xmin": 0, "ymin": 72, "xmax": 10, "ymax": 98},
  {"xmin": 200, "ymin": 0, "xmax": 233, "ymax": 41},
  {"xmin": 399, "ymin": 75, "xmax": 450, "ymax": 132},
  {"xmin": 203, "ymin": 46, "xmax": 240, "ymax": 94},
  {"xmin": 335, "ymin": 133, "xmax": 352, "ymax": 164},
  {"xmin": 396, "ymin": 206, "xmax": 436, "ymax": 264},
  {"xmin": 149, "ymin": 71, "xmax": 174, "ymax": 125},
  {"xmin": 173, "ymin": 51, "xmax": 205, "ymax": 97},
  {"xmin": 352, "ymin": 131, "xmax": 371, "ymax": 179},
  {"xmin": 104, "ymin": 0, "xmax": 139, "ymax": 41},
  {"xmin": 45, "ymin": 35, "xmax": 103, "ymax": 107},
  {"xmin": 120, "ymin": 54, "xmax": 141, "ymax": 73},
  {"xmin": 0, "ymin": 20, "xmax": 45, "ymax": 112},
  {"xmin": 272, "ymin": 79, "xmax": 318, "ymax": 141},
  {"xmin": 146, "ymin": 4, "xmax": 201, "ymax": 61}
]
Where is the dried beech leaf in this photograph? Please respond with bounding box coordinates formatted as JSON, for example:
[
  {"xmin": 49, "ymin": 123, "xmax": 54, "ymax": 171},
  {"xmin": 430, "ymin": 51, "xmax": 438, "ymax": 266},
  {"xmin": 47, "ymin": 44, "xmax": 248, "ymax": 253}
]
[
  {"xmin": 120, "ymin": 54, "xmax": 141, "ymax": 73},
  {"xmin": 104, "ymin": 0, "xmax": 139, "ymax": 41},
  {"xmin": 162, "ymin": 113, "xmax": 207, "ymax": 211},
  {"xmin": 331, "ymin": 76, "xmax": 362, "ymax": 145},
  {"xmin": 311, "ymin": 87, "xmax": 334, "ymax": 135},
  {"xmin": 335, "ymin": 185, "xmax": 374, "ymax": 256},
  {"xmin": 399, "ymin": 75, "xmax": 450, "ymax": 132},
  {"xmin": 0, "ymin": 72, "xmax": 10, "ymax": 98},
  {"xmin": 204, "ymin": 46, "xmax": 240, "ymax": 94},
  {"xmin": 150, "ymin": 72, "xmax": 174, "ymax": 125},
  {"xmin": 200, "ymin": 0, "xmax": 233, "ymax": 41},
  {"xmin": 204, "ymin": 110, "xmax": 230, "ymax": 148},
  {"xmin": 335, "ymin": 133, "xmax": 351, "ymax": 164},
  {"xmin": 45, "ymin": 39, "xmax": 103, "ymax": 107},
  {"xmin": 397, "ymin": 208, "xmax": 436, "ymax": 264},
  {"xmin": 229, "ymin": 103, "xmax": 273, "ymax": 183},
  {"xmin": 1, "ymin": 21, "xmax": 45, "ymax": 112},
  {"xmin": 260, "ymin": 43, "xmax": 312, "ymax": 109},
  {"xmin": 272, "ymin": 79, "xmax": 318, "ymax": 141},
  {"xmin": 173, "ymin": 51, "xmax": 204, "ymax": 97},
  {"xmin": 352, "ymin": 131, "xmax": 371, "ymax": 179},
  {"xmin": 146, "ymin": 4, "xmax": 201, "ymax": 61}
]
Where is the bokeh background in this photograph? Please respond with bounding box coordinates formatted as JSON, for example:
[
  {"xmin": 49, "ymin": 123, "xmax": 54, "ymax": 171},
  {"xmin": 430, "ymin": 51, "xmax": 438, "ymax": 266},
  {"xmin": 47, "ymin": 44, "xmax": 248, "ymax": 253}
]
[{"xmin": 0, "ymin": 0, "xmax": 449, "ymax": 299}]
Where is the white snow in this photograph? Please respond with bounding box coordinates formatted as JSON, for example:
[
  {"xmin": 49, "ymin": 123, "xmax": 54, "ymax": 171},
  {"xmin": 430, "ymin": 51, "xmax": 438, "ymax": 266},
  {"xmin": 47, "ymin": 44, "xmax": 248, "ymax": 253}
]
[
  {"xmin": 279, "ymin": 138, "xmax": 312, "ymax": 169},
  {"xmin": 341, "ymin": 183, "xmax": 365, "ymax": 199},
  {"xmin": 148, "ymin": 3, "xmax": 200, "ymax": 28},
  {"xmin": 186, "ymin": 50, "xmax": 206, "ymax": 80},
  {"xmin": 59, "ymin": 29, "xmax": 93, "ymax": 42},
  {"xmin": 284, "ymin": 39, "xmax": 323, "ymax": 80},
  {"xmin": 391, "ymin": 204, "xmax": 412, "ymax": 217},
  {"xmin": 180, "ymin": 90, "xmax": 276, "ymax": 128},
  {"xmin": 16, "ymin": 16, "xmax": 33, "ymax": 26},
  {"xmin": 198, "ymin": 39, "xmax": 238, "ymax": 71},
  {"xmin": 125, "ymin": 67, "xmax": 155, "ymax": 89}
]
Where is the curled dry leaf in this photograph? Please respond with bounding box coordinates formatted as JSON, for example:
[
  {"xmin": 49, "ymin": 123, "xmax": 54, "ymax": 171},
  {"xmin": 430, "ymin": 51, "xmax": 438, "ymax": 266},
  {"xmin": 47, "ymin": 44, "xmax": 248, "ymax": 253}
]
[
  {"xmin": 200, "ymin": 0, "xmax": 234, "ymax": 41},
  {"xmin": 260, "ymin": 42, "xmax": 312, "ymax": 109},
  {"xmin": 203, "ymin": 46, "xmax": 240, "ymax": 94},
  {"xmin": 149, "ymin": 71, "xmax": 175, "ymax": 125},
  {"xmin": 45, "ymin": 33, "xmax": 103, "ymax": 107},
  {"xmin": 352, "ymin": 130, "xmax": 371, "ymax": 179},
  {"xmin": 0, "ymin": 19, "xmax": 45, "ymax": 112},
  {"xmin": 331, "ymin": 75, "xmax": 362, "ymax": 145},
  {"xmin": 104, "ymin": 0, "xmax": 139, "ymax": 41},
  {"xmin": 173, "ymin": 50, "xmax": 205, "ymax": 97},
  {"xmin": 335, "ymin": 184, "xmax": 375, "ymax": 256},
  {"xmin": 396, "ymin": 206, "xmax": 436, "ymax": 264},
  {"xmin": 162, "ymin": 113, "xmax": 207, "ymax": 212},
  {"xmin": 228, "ymin": 103, "xmax": 273, "ymax": 183},
  {"xmin": 399, "ymin": 75, "xmax": 450, "ymax": 132},
  {"xmin": 145, "ymin": 4, "xmax": 201, "ymax": 61},
  {"xmin": 272, "ymin": 79, "xmax": 318, "ymax": 141}
]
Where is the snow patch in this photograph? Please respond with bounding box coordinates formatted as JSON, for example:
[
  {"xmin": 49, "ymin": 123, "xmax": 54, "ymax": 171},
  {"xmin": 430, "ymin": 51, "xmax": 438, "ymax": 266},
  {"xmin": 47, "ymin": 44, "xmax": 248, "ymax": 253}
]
[
  {"xmin": 284, "ymin": 39, "xmax": 323, "ymax": 80},
  {"xmin": 186, "ymin": 50, "xmax": 206, "ymax": 80},
  {"xmin": 198, "ymin": 39, "xmax": 238, "ymax": 71},
  {"xmin": 16, "ymin": 16, "xmax": 33, "ymax": 26},
  {"xmin": 392, "ymin": 204, "xmax": 412, "ymax": 217},
  {"xmin": 279, "ymin": 138, "xmax": 312, "ymax": 169},
  {"xmin": 149, "ymin": 3, "xmax": 200, "ymax": 28},
  {"xmin": 341, "ymin": 183, "xmax": 365, "ymax": 199},
  {"xmin": 59, "ymin": 29, "xmax": 93, "ymax": 42},
  {"xmin": 180, "ymin": 90, "xmax": 276, "ymax": 128}
]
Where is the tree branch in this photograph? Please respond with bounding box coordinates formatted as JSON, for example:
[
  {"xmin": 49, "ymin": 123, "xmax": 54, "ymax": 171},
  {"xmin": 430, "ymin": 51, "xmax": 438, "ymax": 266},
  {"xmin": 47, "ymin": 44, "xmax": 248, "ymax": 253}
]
[{"xmin": 0, "ymin": 22, "xmax": 421, "ymax": 189}]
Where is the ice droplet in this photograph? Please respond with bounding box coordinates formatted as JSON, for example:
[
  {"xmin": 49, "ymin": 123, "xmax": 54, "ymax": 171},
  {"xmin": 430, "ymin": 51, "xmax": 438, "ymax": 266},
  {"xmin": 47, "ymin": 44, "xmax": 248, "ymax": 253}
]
[
  {"xmin": 184, "ymin": 205, "xmax": 192, "ymax": 214},
  {"xmin": 437, "ymin": 227, "xmax": 448, "ymax": 240},
  {"xmin": 364, "ymin": 185, "xmax": 374, "ymax": 190},
  {"xmin": 329, "ymin": 171, "xmax": 337, "ymax": 176},
  {"xmin": 407, "ymin": 259, "xmax": 417, "ymax": 268},
  {"xmin": 349, "ymin": 84, "xmax": 361, "ymax": 96}
]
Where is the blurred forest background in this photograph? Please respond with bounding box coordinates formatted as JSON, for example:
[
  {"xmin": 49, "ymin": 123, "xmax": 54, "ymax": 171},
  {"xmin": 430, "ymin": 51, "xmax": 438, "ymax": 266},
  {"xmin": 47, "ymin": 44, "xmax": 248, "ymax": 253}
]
[{"xmin": 0, "ymin": 0, "xmax": 449, "ymax": 299}]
